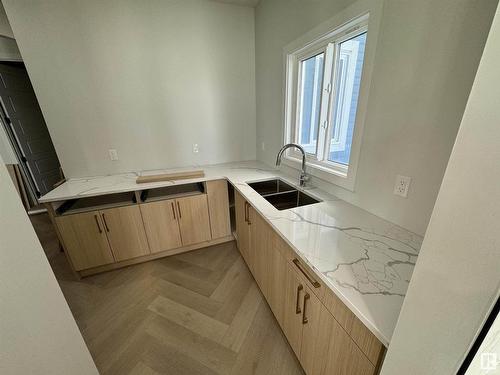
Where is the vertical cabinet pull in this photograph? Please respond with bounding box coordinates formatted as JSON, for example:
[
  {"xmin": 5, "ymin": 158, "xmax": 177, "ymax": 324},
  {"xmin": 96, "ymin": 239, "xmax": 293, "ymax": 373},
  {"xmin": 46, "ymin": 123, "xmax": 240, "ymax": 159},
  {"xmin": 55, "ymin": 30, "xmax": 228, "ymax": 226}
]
[
  {"xmin": 94, "ymin": 214, "xmax": 102, "ymax": 233},
  {"xmin": 177, "ymin": 201, "xmax": 182, "ymax": 219},
  {"xmin": 102, "ymin": 213, "xmax": 110, "ymax": 232},
  {"xmin": 244, "ymin": 202, "xmax": 248, "ymax": 223},
  {"xmin": 246, "ymin": 202, "xmax": 252, "ymax": 225},
  {"xmin": 171, "ymin": 202, "xmax": 176, "ymax": 220},
  {"xmin": 295, "ymin": 284, "xmax": 303, "ymax": 314},
  {"xmin": 302, "ymin": 293, "xmax": 310, "ymax": 324}
]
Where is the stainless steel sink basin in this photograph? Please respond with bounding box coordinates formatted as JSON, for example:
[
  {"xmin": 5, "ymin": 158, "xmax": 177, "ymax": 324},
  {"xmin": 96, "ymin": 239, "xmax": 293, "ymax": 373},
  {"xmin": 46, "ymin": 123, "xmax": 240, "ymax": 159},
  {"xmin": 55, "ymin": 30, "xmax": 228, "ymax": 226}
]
[{"xmin": 247, "ymin": 178, "xmax": 321, "ymax": 210}]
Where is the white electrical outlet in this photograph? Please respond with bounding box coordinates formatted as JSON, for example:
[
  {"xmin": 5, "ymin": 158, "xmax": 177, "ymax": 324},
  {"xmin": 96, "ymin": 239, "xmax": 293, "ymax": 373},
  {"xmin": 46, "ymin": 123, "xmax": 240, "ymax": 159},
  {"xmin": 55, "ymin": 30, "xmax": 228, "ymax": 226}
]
[
  {"xmin": 192, "ymin": 143, "xmax": 199, "ymax": 153},
  {"xmin": 394, "ymin": 175, "xmax": 411, "ymax": 197},
  {"xmin": 261, "ymin": 142, "xmax": 266, "ymax": 151},
  {"xmin": 108, "ymin": 149, "xmax": 118, "ymax": 161}
]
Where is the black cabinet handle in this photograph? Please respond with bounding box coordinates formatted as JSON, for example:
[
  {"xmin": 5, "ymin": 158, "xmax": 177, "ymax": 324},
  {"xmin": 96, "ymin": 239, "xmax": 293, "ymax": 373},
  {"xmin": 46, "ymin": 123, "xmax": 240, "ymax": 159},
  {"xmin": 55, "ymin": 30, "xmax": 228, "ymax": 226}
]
[
  {"xmin": 94, "ymin": 215, "xmax": 102, "ymax": 233},
  {"xmin": 177, "ymin": 201, "xmax": 182, "ymax": 219},
  {"xmin": 102, "ymin": 213, "xmax": 110, "ymax": 232},
  {"xmin": 171, "ymin": 202, "xmax": 176, "ymax": 220}
]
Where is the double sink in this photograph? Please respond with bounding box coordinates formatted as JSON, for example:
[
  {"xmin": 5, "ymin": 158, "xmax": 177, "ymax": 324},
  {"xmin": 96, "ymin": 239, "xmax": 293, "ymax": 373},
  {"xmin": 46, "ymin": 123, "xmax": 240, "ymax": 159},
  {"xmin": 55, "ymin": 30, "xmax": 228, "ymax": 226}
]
[{"xmin": 247, "ymin": 178, "xmax": 321, "ymax": 210}]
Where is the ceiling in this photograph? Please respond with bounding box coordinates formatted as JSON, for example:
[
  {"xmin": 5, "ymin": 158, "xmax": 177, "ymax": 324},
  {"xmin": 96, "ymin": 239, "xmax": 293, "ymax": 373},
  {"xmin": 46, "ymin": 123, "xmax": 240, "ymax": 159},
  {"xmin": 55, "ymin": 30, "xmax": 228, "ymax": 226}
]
[{"xmin": 210, "ymin": 0, "xmax": 260, "ymax": 7}]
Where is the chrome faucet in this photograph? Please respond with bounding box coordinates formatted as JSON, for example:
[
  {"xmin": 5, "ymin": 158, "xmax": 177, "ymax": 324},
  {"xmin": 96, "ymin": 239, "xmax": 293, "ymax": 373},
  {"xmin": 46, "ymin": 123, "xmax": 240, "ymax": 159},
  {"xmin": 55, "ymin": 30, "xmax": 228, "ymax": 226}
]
[{"xmin": 276, "ymin": 143, "xmax": 309, "ymax": 187}]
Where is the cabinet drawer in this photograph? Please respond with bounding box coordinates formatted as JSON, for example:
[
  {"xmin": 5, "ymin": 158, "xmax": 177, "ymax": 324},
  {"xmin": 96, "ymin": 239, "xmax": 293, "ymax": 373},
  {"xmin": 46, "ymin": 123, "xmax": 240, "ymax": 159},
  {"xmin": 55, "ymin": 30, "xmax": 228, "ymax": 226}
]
[{"xmin": 274, "ymin": 236, "xmax": 326, "ymax": 301}]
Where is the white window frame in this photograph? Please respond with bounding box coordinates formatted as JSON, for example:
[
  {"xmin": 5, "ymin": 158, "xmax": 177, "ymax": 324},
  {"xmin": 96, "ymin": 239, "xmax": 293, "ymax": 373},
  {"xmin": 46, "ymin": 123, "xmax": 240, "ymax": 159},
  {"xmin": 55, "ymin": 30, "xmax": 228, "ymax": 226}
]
[{"xmin": 282, "ymin": 0, "xmax": 382, "ymax": 191}]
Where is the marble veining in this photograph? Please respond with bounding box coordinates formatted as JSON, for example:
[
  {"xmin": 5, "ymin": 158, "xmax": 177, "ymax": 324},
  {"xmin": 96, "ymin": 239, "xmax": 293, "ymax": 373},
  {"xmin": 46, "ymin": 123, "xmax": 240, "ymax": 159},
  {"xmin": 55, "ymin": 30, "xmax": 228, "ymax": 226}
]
[
  {"xmin": 40, "ymin": 160, "xmax": 422, "ymax": 346},
  {"xmin": 286, "ymin": 210, "xmax": 419, "ymax": 297}
]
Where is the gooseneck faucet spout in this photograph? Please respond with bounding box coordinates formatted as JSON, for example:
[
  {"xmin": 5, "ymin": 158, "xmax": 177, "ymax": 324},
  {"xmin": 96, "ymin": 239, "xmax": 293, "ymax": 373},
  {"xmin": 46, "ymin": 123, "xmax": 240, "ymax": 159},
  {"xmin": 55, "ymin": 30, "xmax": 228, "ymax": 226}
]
[{"xmin": 276, "ymin": 143, "xmax": 309, "ymax": 187}]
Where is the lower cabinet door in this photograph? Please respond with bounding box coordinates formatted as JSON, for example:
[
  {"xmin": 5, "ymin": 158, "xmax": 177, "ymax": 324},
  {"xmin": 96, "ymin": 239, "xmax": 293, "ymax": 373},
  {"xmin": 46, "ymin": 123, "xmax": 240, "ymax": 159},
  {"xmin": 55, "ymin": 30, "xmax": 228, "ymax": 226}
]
[
  {"xmin": 283, "ymin": 263, "xmax": 306, "ymax": 357},
  {"xmin": 140, "ymin": 200, "xmax": 182, "ymax": 253},
  {"xmin": 176, "ymin": 194, "xmax": 212, "ymax": 246},
  {"xmin": 267, "ymin": 233, "xmax": 288, "ymax": 328},
  {"xmin": 246, "ymin": 205, "xmax": 258, "ymax": 273},
  {"xmin": 311, "ymin": 305, "xmax": 376, "ymax": 375},
  {"xmin": 206, "ymin": 180, "xmax": 231, "ymax": 239},
  {"xmin": 252, "ymin": 211, "xmax": 271, "ymax": 297},
  {"xmin": 56, "ymin": 211, "xmax": 114, "ymax": 271},
  {"xmin": 235, "ymin": 191, "xmax": 249, "ymax": 259},
  {"xmin": 100, "ymin": 205, "xmax": 150, "ymax": 262},
  {"xmin": 298, "ymin": 286, "xmax": 322, "ymax": 375}
]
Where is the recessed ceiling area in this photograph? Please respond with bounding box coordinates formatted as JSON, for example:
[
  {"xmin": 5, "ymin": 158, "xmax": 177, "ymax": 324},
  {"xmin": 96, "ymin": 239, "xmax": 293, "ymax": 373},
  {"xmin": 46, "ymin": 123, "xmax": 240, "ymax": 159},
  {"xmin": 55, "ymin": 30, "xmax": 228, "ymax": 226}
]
[{"xmin": 210, "ymin": 0, "xmax": 260, "ymax": 7}]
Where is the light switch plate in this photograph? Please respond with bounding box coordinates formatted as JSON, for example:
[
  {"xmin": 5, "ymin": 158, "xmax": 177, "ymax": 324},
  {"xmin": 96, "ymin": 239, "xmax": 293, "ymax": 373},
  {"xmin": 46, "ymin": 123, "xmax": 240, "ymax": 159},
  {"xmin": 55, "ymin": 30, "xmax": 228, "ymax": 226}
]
[
  {"xmin": 108, "ymin": 149, "xmax": 118, "ymax": 161},
  {"xmin": 192, "ymin": 144, "xmax": 199, "ymax": 153},
  {"xmin": 394, "ymin": 175, "xmax": 411, "ymax": 198}
]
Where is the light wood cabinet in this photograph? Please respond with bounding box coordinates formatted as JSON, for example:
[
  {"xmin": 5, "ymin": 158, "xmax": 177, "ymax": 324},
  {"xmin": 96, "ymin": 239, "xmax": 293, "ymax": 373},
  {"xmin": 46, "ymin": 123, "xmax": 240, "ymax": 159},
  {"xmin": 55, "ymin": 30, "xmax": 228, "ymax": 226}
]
[
  {"xmin": 141, "ymin": 193, "xmax": 221, "ymax": 252},
  {"xmin": 55, "ymin": 211, "xmax": 114, "ymax": 271},
  {"xmin": 51, "ymin": 181, "xmax": 232, "ymax": 276},
  {"xmin": 236, "ymin": 200, "xmax": 385, "ymax": 375},
  {"xmin": 176, "ymin": 194, "xmax": 212, "ymax": 246},
  {"xmin": 283, "ymin": 263, "xmax": 306, "ymax": 357},
  {"xmin": 251, "ymin": 211, "xmax": 272, "ymax": 297},
  {"xmin": 101, "ymin": 205, "xmax": 150, "ymax": 262},
  {"xmin": 282, "ymin": 261, "xmax": 323, "ymax": 369},
  {"xmin": 235, "ymin": 190, "xmax": 250, "ymax": 262},
  {"xmin": 140, "ymin": 199, "xmax": 182, "ymax": 253},
  {"xmin": 267, "ymin": 234, "xmax": 288, "ymax": 328},
  {"xmin": 206, "ymin": 180, "xmax": 231, "ymax": 239},
  {"xmin": 246, "ymin": 205, "xmax": 258, "ymax": 273},
  {"xmin": 298, "ymin": 285, "xmax": 323, "ymax": 374},
  {"xmin": 56, "ymin": 206, "xmax": 150, "ymax": 268},
  {"xmin": 236, "ymin": 191, "xmax": 267, "ymax": 278},
  {"xmin": 311, "ymin": 305, "xmax": 375, "ymax": 375}
]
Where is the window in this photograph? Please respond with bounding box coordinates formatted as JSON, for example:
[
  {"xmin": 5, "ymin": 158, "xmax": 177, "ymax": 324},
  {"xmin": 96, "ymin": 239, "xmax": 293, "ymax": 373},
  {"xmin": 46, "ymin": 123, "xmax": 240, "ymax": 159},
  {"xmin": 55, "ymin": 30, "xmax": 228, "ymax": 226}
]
[{"xmin": 284, "ymin": 15, "xmax": 371, "ymax": 188}]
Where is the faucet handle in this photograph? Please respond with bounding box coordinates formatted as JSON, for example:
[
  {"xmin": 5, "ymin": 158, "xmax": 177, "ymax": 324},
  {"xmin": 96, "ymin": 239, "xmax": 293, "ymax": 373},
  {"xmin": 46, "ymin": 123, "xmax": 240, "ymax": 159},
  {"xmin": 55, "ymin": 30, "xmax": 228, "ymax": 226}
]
[{"xmin": 299, "ymin": 173, "xmax": 310, "ymax": 187}]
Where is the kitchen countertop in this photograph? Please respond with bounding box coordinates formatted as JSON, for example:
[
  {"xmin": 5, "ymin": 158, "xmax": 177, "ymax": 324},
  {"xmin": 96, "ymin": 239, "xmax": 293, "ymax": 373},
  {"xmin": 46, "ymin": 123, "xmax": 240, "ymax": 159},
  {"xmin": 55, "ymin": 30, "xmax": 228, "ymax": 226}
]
[{"xmin": 40, "ymin": 161, "xmax": 422, "ymax": 347}]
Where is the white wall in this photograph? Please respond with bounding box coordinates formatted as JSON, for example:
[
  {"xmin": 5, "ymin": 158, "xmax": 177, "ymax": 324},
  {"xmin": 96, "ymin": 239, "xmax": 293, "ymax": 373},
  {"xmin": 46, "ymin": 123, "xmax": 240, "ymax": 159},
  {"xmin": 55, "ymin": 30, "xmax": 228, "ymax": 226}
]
[
  {"xmin": 0, "ymin": 121, "xmax": 17, "ymax": 164},
  {"xmin": 0, "ymin": 1, "xmax": 14, "ymax": 38},
  {"xmin": 381, "ymin": 3, "xmax": 500, "ymax": 373},
  {"xmin": 0, "ymin": 36, "xmax": 21, "ymax": 61},
  {"xmin": 0, "ymin": 154, "xmax": 98, "ymax": 374},
  {"xmin": 255, "ymin": 0, "xmax": 497, "ymax": 235},
  {"xmin": 3, "ymin": 0, "xmax": 256, "ymax": 178}
]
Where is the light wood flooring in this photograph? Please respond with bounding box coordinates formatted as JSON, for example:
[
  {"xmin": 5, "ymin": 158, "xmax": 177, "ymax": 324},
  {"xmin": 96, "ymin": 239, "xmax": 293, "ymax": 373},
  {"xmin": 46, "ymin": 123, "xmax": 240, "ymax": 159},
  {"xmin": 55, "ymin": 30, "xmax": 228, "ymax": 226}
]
[{"xmin": 31, "ymin": 213, "xmax": 304, "ymax": 375}]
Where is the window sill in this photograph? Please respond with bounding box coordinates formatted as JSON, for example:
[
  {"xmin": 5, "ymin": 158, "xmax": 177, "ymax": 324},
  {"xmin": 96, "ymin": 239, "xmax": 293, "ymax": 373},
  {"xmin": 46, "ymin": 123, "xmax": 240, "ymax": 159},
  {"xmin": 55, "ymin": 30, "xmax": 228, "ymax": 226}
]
[{"xmin": 282, "ymin": 155, "xmax": 356, "ymax": 191}]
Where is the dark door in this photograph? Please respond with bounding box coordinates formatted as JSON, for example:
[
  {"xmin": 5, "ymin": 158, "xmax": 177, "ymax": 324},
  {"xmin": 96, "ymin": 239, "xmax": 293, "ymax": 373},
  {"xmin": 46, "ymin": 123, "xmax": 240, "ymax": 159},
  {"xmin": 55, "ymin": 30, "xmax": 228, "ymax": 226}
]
[{"xmin": 0, "ymin": 63, "xmax": 61, "ymax": 197}]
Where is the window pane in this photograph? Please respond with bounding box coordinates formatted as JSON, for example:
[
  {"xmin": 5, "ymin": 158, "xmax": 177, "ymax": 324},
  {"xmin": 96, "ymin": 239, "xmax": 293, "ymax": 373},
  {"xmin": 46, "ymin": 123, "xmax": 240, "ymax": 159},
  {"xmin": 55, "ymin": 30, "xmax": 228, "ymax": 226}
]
[
  {"xmin": 328, "ymin": 32, "xmax": 366, "ymax": 165},
  {"xmin": 297, "ymin": 53, "xmax": 324, "ymax": 155}
]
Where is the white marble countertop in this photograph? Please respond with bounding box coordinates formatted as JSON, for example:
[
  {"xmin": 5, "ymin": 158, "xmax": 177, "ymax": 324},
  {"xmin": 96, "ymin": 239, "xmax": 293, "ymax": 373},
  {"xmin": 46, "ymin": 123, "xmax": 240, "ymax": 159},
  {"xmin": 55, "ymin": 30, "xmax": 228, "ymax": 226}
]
[{"xmin": 40, "ymin": 161, "xmax": 422, "ymax": 347}]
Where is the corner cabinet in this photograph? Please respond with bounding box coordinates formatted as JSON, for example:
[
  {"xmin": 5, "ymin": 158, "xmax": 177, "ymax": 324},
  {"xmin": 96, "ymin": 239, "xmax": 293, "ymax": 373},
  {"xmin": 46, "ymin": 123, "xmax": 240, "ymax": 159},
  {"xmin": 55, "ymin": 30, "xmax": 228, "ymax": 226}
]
[
  {"xmin": 233, "ymin": 190, "xmax": 385, "ymax": 375},
  {"xmin": 50, "ymin": 179, "xmax": 232, "ymax": 277}
]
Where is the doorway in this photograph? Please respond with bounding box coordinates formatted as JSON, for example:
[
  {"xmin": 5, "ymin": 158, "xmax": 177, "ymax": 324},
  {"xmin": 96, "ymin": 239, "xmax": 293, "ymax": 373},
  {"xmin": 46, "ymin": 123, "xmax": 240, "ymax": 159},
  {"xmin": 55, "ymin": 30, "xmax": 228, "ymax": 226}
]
[{"xmin": 0, "ymin": 62, "xmax": 62, "ymax": 201}]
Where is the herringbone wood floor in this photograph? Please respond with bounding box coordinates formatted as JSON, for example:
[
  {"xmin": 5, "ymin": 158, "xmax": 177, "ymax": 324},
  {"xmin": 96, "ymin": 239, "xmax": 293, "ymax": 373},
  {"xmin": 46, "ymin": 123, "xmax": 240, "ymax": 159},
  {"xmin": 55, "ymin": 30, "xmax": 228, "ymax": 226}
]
[{"xmin": 31, "ymin": 214, "xmax": 304, "ymax": 375}]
